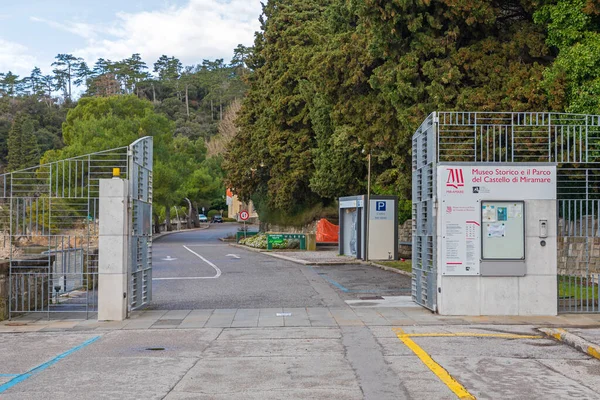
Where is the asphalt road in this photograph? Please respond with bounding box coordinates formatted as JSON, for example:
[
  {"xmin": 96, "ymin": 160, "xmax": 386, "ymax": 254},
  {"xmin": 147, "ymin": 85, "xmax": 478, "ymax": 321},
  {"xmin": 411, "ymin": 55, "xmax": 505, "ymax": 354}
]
[{"xmin": 150, "ymin": 223, "xmax": 411, "ymax": 309}]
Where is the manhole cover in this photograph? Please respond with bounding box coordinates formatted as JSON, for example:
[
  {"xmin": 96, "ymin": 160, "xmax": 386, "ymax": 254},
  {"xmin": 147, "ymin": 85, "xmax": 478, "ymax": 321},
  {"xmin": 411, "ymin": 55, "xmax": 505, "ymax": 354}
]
[{"xmin": 360, "ymin": 296, "xmax": 384, "ymax": 300}]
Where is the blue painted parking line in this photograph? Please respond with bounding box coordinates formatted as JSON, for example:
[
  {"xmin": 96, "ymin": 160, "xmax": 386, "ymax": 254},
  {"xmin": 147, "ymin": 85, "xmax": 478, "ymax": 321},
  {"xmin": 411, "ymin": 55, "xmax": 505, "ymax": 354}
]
[{"xmin": 0, "ymin": 336, "xmax": 100, "ymax": 394}]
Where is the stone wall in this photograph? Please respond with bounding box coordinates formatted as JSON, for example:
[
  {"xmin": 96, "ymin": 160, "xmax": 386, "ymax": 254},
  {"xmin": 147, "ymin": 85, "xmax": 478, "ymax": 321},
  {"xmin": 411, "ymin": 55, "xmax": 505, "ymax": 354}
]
[
  {"xmin": 259, "ymin": 220, "xmax": 319, "ymax": 235},
  {"xmin": 398, "ymin": 219, "xmax": 412, "ymax": 259}
]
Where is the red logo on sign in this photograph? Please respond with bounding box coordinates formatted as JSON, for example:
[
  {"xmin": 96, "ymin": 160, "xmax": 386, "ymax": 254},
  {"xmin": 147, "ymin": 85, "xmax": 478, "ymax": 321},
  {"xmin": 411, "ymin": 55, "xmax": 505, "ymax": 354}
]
[
  {"xmin": 446, "ymin": 206, "xmax": 452, "ymax": 214},
  {"xmin": 446, "ymin": 168, "xmax": 465, "ymax": 189}
]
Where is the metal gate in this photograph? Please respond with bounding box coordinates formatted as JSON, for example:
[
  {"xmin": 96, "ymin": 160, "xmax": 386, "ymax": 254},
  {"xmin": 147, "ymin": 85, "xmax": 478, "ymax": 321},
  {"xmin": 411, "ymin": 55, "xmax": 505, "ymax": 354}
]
[
  {"xmin": 412, "ymin": 112, "xmax": 600, "ymax": 313},
  {"xmin": 4, "ymin": 137, "xmax": 153, "ymax": 319},
  {"xmin": 128, "ymin": 137, "xmax": 153, "ymax": 310}
]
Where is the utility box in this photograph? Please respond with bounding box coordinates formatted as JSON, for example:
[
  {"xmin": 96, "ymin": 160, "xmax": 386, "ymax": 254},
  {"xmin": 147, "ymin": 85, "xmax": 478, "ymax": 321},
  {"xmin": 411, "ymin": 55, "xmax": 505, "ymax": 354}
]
[
  {"xmin": 338, "ymin": 195, "xmax": 398, "ymax": 261},
  {"xmin": 437, "ymin": 164, "xmax": 557, "ymax": 315}
]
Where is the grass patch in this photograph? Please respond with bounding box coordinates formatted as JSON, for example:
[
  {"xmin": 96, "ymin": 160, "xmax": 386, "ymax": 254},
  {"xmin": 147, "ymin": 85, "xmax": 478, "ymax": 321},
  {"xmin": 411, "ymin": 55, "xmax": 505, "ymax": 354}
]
[
  {"xmin": 378, "ymin": 260, "xmax": 412, "ymax": 274},
  {"xmin": 558, "ymin": 276, "xmax": 599, "ymax": 300}
]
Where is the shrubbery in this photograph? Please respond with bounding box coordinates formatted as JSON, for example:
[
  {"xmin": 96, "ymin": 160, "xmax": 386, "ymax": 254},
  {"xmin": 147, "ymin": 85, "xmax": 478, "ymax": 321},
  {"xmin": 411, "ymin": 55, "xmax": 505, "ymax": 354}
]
[{"xmin": 238, "ymin": 234, "xmax": 300, "ymax": 250}]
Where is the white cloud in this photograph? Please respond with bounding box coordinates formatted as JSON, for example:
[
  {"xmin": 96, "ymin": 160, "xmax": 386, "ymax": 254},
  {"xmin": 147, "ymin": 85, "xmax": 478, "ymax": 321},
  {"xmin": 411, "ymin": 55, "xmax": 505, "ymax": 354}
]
[
  {"xmin": 0, "ymin": 38, "xmax": 39, "ymax": 76},
  {"xmin": 51, "ymin": 0, "xmax": 263, "ymax": 68},
  {"xmin": 30, "ymin": 17, "xmax": 99, "ymax": 40}
]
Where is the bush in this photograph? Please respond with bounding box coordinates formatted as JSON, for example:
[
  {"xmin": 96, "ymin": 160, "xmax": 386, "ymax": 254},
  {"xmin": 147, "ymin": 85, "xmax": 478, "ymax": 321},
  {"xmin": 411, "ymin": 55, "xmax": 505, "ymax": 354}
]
[
  {"xmin": 238, "ymin": 233, "xmax": 299, "ymax": 250},
  {"xmin": 223, "ymin": 217, "xmax": 236, "ymax": 222},
  {"xmin": 239, "ymin": 233, "xmax": 268, "ymax": 248}
]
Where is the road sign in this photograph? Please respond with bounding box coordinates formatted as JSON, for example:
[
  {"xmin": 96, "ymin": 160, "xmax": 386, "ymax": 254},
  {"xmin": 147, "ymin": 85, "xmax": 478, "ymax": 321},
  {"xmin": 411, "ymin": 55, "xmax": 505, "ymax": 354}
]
[{"xmin": 239, "ymin": 210, "xmax": 249, "ymax": 221}]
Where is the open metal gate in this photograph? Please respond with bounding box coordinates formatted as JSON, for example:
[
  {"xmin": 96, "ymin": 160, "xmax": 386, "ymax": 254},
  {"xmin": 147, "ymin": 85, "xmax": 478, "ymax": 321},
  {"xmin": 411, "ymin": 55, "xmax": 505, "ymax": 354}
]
[
  {"xmin": 128, "ymin": 137, "xmax": 153, "ymax": 310},
  {"xmin": 4, "ymin": 137, "xmax": 153, "ymax": 319},
  {"xmin": 412, "ymin": 112, "xmax": 600, "ymax": 313}
]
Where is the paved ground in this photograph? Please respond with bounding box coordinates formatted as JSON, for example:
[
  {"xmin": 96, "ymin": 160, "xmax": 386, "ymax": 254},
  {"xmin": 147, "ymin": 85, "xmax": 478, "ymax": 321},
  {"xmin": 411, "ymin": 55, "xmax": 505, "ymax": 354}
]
[
  {"xmin": 151, "ymin": 224, "xmax": 411, "ymax": 309},
  {"xmin": 1, "ymin": 224, "xmax": 600, "ymax": 399}
]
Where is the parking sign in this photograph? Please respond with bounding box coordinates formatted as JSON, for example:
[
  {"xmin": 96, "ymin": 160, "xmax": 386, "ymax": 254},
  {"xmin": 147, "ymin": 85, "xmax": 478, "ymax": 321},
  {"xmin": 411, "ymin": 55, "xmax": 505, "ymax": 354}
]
[{"xmin": 376, "ymin": 201, "xmax": 386, "ymax": 211}]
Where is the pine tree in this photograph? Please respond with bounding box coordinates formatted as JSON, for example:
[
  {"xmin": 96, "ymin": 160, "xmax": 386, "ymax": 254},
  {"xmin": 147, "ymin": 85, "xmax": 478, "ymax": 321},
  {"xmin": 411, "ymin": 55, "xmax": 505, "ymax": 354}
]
[{"xmin": 7, "ymin": 115, "xmax": 39, "ymax": 171}]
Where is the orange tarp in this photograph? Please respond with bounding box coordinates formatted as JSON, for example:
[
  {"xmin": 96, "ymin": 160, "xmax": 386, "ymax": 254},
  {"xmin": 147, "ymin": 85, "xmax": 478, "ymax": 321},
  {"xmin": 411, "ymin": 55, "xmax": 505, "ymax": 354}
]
[{"xmin": 316, "ymin": 218, "xmax": 339, "ymax": 243}]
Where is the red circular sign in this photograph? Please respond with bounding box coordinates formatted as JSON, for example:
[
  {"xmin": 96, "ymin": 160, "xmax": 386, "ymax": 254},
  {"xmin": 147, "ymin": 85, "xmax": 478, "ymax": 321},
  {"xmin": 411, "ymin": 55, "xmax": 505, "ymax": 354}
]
[{"xmin": 239, "ymin": 210, "xmax": 250, "ymax": 221}]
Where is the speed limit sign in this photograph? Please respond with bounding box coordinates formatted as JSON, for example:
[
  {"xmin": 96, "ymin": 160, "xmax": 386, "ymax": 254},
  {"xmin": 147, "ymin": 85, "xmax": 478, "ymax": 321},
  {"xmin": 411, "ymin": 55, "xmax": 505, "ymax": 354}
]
[{"xmin": 239, "ymin": 210, "xmax": 250, "ymax": 221}]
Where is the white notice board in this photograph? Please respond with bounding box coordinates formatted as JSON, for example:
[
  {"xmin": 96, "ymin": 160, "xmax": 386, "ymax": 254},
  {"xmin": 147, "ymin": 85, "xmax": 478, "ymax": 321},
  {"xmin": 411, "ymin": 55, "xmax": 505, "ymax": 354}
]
[{"xmin": 481, "ymin": 201, "xmax": 525, "ymax": 260}]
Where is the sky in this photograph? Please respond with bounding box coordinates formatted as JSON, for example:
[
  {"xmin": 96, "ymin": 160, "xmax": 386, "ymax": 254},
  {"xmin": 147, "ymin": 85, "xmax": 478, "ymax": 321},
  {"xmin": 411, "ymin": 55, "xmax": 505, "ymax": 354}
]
[{"xmin": 0, "ymin": 0, "xmax": 263, "ymax": 78}]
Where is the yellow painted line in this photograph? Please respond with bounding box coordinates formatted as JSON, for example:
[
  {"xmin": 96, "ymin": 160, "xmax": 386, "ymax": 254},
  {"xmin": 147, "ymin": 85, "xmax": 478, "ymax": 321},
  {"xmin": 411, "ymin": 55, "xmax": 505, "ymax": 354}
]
[
  {"xmin": 395, "ymin": 332, "xmax": 476, "ymax": 399},
  {"xmin": 405, "ymin": 333, "xmax": 543, "ymax": 339},
  {"xmin": 393, "ymin": 329, "xmax": 545, "ymax": 399},
  {"xmin": 588, "ymin": 346, "xmax": 600, "ymax": 360}
]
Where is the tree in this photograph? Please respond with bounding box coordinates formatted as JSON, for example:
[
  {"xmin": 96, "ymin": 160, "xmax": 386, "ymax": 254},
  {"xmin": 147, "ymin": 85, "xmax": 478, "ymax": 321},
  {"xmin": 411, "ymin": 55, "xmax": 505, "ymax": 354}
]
[
  {"xmin": 28, "ymin": 67, "xmax": 45, "ymax": 96},
  {"xmin": 122, "ymin": 53, "xmax": 150, "ymax": 94},
  {"xmin": 92, "ymin": 58, "xmax": 112, "ymax": 76},
  {"xmin": 74, "ymin": 61, "xmax": 93, "ymax": 91},
  {"xmin": 153, "ymin": 55, "xmax": 182, "ymax": 81},
  {"xmin": 535, "ymin": 0, "xmax": 600, "ymax": 113},
  {"xmin": 41, "ymin": 75, "xmax": 55, "ymax": 101},
  {"xmin": 1, "ymin": 72, "xmax": 21, "ymax": 96},
  {"xmin": 7, "ymin": 114, "xmax": 39, "ymax": 171},
  {"xmin": 43, "ymin": 95, "xmax": 212, "ymax": 232},
  {"xmin": 52, "ymin": 53, "xmax": 82, "ymax": 101}
]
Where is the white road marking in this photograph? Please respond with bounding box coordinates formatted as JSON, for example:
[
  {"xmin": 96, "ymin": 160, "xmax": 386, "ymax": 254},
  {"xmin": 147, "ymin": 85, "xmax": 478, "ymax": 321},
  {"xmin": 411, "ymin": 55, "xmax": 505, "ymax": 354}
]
[
  {"xmin": 161, "ymin": 256, "xmax": 177, "ymax": 261},
  {"xmin": 152, "ymin": 245, "xmax": 222, "ymax": 281},
  {"xmin": 226, "ymin": 254, "xmax": 241, "ymax": 259}
]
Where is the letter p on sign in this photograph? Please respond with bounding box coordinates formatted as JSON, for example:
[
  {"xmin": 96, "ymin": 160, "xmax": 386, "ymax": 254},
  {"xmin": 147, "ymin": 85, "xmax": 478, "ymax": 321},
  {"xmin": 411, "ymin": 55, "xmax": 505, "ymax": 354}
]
[{"xmin": 376, "ymin": 201, "xmax": 386, "ymax": 211}]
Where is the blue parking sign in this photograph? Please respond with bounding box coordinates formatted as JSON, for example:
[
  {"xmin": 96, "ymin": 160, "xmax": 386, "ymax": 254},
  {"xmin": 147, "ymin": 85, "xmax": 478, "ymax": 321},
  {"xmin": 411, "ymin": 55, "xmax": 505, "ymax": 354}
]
[{"xmin": 376, "ymin": 201, "xmax": 386, "ymax": 211}]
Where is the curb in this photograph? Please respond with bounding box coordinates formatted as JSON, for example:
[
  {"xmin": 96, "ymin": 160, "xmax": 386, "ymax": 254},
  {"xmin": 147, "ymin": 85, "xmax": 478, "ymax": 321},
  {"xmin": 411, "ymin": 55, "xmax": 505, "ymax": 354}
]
[
  {"xmin": 153, "ymin": 225, "xmax": 210, "ymax": 241},
  {"xmin": 368, "ymin": 262, "xmax": 413, "ymax": 277},
  {"xmin": 227, "ymin": 244, "xmax": 410, "ymax": 270},
  {"xmin": 539, "ymin": 328, "xmax": 600, "ymax": 360}
]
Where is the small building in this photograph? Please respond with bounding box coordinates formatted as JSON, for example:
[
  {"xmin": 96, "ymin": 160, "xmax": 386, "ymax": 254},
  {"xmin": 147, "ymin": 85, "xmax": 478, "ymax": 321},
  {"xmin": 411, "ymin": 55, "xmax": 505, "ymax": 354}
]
[{"xmin": 226, "ymin": 188, "xmax": 258, "ymax": 221}]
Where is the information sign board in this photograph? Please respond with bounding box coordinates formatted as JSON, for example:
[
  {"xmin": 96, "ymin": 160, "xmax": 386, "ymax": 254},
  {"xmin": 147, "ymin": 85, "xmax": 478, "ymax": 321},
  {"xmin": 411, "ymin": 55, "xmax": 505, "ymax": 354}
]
[{"xmin": 438, "ymin": 165, "xmax": 556, "ymax": 276}]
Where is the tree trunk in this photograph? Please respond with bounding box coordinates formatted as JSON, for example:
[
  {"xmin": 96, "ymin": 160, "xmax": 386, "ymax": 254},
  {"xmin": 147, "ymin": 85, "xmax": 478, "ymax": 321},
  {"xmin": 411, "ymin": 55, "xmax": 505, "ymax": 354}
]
[
  {"xmin": 152, "ymin": 83, "xmax": 156, "ymax": 103},
  {"xmin": 185, "ymin": 84, "xmax": 190, "ymax": 118},
  {"xmin": 165, "ymin": 206, "xmax": 172, "ymax": 232},
  {"xmin": 153, "ymin": 213, "xmax": 161, "ymax": 234},
  {"xmin": 191, "ymin": 205, "xmax": 200, "ymax": 228}
]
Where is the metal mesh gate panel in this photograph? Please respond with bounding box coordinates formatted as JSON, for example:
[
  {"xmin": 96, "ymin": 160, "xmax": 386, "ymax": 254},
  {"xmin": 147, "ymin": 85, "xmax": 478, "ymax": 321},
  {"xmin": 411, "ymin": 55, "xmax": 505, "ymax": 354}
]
[
  {"xmin": 129, "ymin": 137, "xmax": 153, "ymax": 310},
  {"xmin": 5, "ymin": 137, "xmax": 153, "ymax": 319}
]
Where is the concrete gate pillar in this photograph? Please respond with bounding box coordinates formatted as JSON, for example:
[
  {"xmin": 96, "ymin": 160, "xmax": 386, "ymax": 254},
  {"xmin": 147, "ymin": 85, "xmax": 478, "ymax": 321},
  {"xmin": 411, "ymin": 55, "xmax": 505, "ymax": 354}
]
[{"xmin": 98, "ymin": 177, "xmax": 129, "ymax": 321}]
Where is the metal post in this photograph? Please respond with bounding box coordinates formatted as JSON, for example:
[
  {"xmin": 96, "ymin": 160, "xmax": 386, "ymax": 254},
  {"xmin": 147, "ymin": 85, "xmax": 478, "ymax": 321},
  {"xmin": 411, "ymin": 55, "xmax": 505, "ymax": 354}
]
[{"xmin": 365, "ymin": 153, "xmax": 371, "ymax": 262}]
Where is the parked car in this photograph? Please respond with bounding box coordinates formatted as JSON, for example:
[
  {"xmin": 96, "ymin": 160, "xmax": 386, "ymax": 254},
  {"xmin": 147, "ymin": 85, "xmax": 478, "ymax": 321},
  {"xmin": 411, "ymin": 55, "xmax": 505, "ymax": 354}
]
[
  {"xmin": 212, "ymin": 215, "xmax": 223, "ymax": 223},
  {"xmin": 198, "ymin": 214, "xmax": 208, "ymax": 223}
]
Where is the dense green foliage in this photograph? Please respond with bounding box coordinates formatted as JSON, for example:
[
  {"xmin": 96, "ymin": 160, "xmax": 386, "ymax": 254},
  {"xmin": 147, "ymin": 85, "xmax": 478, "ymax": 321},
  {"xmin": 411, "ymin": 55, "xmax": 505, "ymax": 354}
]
[
  {"xmin": 3, "ymin": 0, "xmax": 600, "ymax": 228},
  {"xmin": 0, "ymin": 51, "xmax": 247, "ymax": 230},
  {"xmin": 225, "ymin": 0, "xmax": 600, "ymax": 224}
]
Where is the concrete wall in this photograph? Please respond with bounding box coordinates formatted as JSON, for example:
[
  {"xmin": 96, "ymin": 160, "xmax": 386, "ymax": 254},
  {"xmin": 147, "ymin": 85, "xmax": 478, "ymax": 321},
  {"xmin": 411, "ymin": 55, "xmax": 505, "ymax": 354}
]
[{"xmin": 437, "ymin": 200, "xmax": 557, "ymax": 316}]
